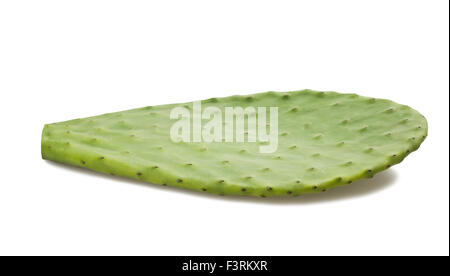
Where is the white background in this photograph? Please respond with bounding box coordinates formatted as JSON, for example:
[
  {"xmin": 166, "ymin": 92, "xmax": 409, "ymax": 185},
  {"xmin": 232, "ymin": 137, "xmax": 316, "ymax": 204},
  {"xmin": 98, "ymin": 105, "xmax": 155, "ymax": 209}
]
[{"xmin": 0, "ymin": 0, "xmax": 448, "ymax": 256}]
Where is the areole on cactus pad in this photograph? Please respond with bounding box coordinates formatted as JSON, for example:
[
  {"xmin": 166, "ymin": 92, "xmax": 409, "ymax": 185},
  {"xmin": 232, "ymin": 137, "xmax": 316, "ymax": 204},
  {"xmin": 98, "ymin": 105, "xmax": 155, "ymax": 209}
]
[{"xmin": 41, "ymin": 90, "xmax": 428, "ymax": 197}]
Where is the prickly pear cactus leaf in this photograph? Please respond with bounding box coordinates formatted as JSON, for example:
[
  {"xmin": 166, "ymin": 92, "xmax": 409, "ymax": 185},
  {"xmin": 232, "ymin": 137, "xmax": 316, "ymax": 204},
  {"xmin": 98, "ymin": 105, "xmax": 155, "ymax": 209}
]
[{"xmin": 42, "ymin": 90, "xmax": 427, "ymax": 197}]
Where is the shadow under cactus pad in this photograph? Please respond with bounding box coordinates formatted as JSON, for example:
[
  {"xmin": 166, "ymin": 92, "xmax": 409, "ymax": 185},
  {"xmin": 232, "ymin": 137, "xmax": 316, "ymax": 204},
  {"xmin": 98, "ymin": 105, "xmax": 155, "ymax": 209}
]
[{"xmin": 42, "ymin": 90, "xmax": 428, "ymax": 197}]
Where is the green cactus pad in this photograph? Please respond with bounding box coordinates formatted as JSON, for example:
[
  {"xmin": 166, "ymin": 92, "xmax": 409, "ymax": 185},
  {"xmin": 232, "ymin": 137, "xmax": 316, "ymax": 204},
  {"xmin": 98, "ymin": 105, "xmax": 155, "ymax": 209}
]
[{"xmin": 42, "ymin": 90, "xmax": 427, "ymax": 197}]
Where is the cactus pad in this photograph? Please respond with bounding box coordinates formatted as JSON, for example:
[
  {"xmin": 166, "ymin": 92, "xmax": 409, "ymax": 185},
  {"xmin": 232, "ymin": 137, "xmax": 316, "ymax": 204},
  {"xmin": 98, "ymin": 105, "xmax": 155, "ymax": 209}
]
[{"xmin": 42, "ymin": 90, "xmax": 427, "ymax": 197}]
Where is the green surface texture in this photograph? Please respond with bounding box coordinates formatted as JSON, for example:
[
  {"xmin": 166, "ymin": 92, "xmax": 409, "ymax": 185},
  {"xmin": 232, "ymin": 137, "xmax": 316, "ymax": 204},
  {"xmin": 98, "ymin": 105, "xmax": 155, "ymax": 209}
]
[{"xmin": 42, "ymin": 90, "xmax": 428, "ymax": 197}]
